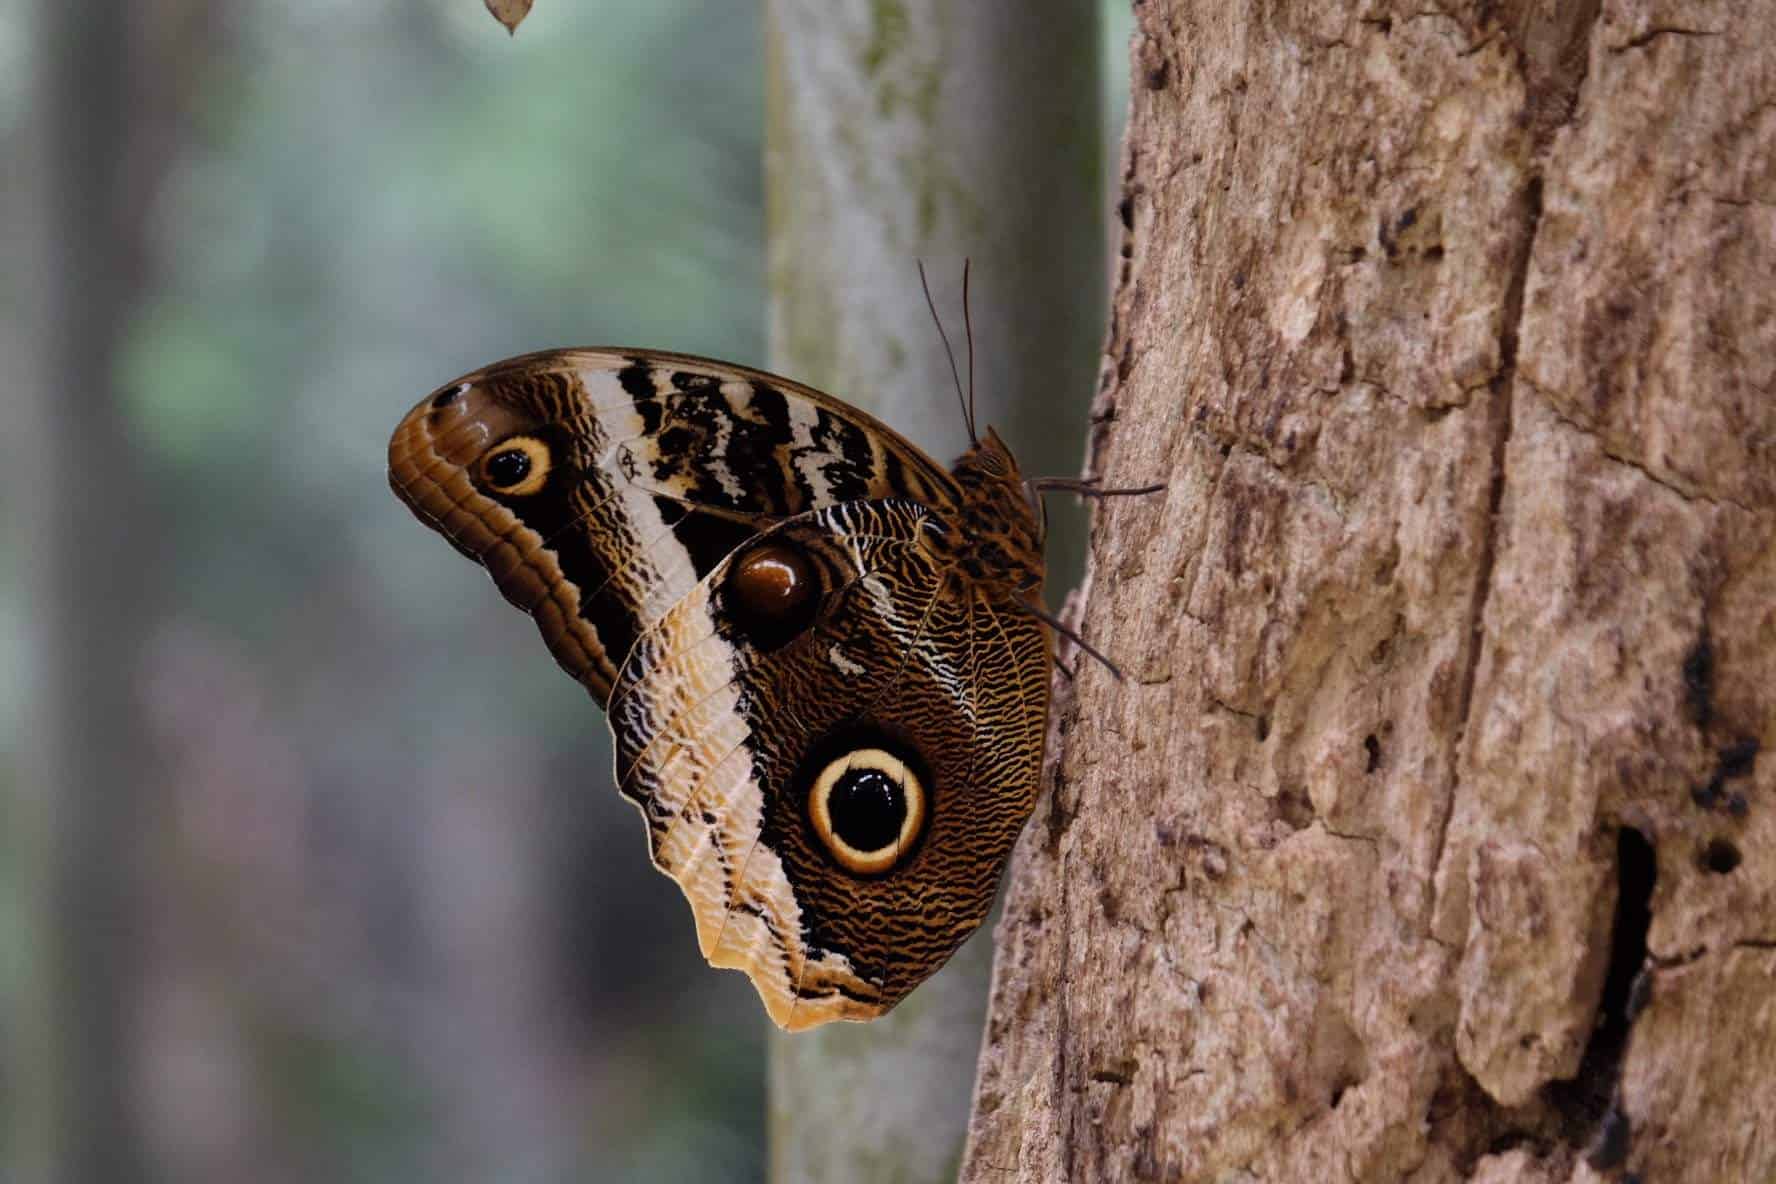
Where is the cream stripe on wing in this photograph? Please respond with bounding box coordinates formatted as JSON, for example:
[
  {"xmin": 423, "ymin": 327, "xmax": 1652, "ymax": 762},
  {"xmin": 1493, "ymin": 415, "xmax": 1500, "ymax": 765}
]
[
  {"xmin": 610, "ymin": 544, "xmax": 891, "ymax": 1030},
  {"xmin": 622, "ymin": 682, "xmax": 748, "ymax": 824},
  {"xmin": 649, "ymin": 740, "xmax": 753, "ymax": 875}
]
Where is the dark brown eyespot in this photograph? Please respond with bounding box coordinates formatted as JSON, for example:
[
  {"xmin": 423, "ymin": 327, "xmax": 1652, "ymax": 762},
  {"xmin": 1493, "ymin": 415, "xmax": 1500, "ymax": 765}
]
[
  {"xmin": 724, "ymin": 541, "xmax": 819, "ymax": 650},
  {"xmin": 807, "ymin": 749, "xmax": 928, "ymax": 876},
  {"xmin": 479, "ymin": 435, "xmax": 550, "ymax": 496}
]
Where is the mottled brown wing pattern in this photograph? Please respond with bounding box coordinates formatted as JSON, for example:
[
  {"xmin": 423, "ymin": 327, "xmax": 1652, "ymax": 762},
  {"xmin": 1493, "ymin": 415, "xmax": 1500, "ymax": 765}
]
[
  {"xmin": 608, "ymin": 499, "xmax": 1050, "ymax": 1030},
  {"xmin": 387, "ymin": 349, "xmax": 960, "ymax": 704},
  {"xmin": 390, "ymin": 348, "xmax": 1059, "ymax": 1030}
]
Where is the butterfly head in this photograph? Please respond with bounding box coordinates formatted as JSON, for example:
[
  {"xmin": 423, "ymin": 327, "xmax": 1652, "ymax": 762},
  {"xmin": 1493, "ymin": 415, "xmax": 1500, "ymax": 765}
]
[{"xmin": 947, "ymin": 428, "xmax": 1047, "ymax": 596}]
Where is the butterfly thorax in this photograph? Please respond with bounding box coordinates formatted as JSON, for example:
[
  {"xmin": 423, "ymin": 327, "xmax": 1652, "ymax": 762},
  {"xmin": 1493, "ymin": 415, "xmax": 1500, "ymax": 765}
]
[{"xmin": 940, "ymin": 429, "xmax": 1046, "ymax": 598}]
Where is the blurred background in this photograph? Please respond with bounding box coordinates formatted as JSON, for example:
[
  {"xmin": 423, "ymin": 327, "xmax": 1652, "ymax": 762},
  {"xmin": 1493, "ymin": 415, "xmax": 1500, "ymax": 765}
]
[{"xmin": 0, "ymin": 2, "xmax": 1132, "ymax": 1180}]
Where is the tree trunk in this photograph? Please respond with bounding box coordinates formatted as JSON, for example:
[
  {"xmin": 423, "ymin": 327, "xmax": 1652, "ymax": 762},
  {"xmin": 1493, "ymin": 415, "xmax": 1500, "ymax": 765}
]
[
  {"xmin": 966, "ymin": 3, "xmax": 1775, "ymax": 1182},
  {"xmin": 18, "ymin": 3, "xmax": 216, "ymax": 1179},
  {"xmin": 763, "ymin": 2, "xmax": 1102, "ymax": 1181},
  {"xmin": 21, "ymin": 3, "xmax": 156, "ymax": 1181}
]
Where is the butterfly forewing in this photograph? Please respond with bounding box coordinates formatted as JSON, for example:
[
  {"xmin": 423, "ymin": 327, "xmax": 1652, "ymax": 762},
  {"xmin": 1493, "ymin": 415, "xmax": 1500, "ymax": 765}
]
[{"xmin": 388, "ymin": 349, "xmax": 960, "ymax": 703}]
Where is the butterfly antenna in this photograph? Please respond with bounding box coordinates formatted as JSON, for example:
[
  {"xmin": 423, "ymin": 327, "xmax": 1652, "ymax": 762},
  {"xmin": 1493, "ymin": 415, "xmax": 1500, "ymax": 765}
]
[
  {"xmin": 918, "ymin": 259, "xmax": 977, "ymax": 446},
  {"xmin": 1023, "ymin": 601, "xmax": 1125, "ymax": 681},
  {"xmin": 962, "ymin": 258, "xmax": 978, "ymax": 443}
]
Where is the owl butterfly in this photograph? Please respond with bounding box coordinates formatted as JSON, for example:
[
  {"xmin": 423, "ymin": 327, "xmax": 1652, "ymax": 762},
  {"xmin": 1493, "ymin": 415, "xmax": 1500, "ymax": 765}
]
[{"xmin": 389, "ymin": 284, "xmax": 1144, "ymax": 1029}]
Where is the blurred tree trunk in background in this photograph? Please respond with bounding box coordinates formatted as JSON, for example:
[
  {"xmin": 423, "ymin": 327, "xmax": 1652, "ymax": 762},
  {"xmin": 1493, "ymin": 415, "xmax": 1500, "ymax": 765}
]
[
  {"xmin": 23, "ymin": 2, "xmax": 155, "ymax": 1181},
  {"xmin": 763, "ymin": 1, "xmax": 1102, "ymax": 1180},
  {"xmin": 20, "ymin": 3, "xmax": 217, "ymax": 1180},
  {"xmin": 965, "ymin": 3, "xmax": 1776, "ymax": 1182}
]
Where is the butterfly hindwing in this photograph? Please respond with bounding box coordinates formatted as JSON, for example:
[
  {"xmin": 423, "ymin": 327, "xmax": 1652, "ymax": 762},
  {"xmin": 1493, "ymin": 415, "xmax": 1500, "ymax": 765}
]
[
  {"xmin": 608, "ymin": 499, "xmax": 1050, "ymax": 1030},
  {"xmin": 388, "ymin": 350, "xmax": 961, "ymax": 703}
]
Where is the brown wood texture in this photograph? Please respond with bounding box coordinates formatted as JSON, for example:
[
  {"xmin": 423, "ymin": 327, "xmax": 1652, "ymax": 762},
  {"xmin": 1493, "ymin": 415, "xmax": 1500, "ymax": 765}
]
[{"xmin": 964, "ymin": 3, "xmax": 1775, "ymax": 1181}]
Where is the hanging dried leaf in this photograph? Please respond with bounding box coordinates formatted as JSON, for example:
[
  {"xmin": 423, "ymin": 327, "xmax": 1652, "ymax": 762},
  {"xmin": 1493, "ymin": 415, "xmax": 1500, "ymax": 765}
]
[{"xmin": 484, "ymin": 0, "xmax": 532, "ymax": 34}]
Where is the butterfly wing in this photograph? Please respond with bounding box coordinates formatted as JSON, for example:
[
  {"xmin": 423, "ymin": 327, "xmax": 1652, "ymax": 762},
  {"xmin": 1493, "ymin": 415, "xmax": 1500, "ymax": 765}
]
[
  {"xmin": 609, "ymin": 498, "xmax": 1051, "ymax": 1029},
  {"xmin": 388, "ymin": 349, "xmax": 962, "ymax": 703}
]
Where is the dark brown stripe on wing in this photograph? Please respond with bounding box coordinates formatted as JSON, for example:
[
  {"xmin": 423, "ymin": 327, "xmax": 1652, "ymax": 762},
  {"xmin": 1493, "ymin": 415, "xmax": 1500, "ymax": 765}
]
[{"xmin": 652, "ymin": 497, "xmax": 758, "ymax": 578}]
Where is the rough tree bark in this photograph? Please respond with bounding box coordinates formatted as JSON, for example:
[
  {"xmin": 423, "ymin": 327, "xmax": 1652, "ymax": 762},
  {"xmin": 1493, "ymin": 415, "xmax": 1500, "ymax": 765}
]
[
  {"xmin": 966, "ymin": 3, "xmax": 1774, "ymax": 1182},
  {"xmin": 764, "ymin": 1, "xmax": 1102, "ymax": 1180}
]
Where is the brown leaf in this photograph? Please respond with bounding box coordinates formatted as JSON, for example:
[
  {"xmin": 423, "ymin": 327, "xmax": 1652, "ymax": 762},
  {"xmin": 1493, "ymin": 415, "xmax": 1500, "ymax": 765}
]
[{"xmin": 484, "ymin": 0, "xmax": 533, "ymax": 34}]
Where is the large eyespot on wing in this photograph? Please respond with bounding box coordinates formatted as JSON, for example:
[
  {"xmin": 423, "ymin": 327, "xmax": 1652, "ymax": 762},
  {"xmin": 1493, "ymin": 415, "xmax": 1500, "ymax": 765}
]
[
  {"xmin": 607, "ymin": 498, "xmax": 1051, "ymax": 1031},
  {"xmin": 388, "ymin": 348, "xmax": 963, "ymax": 708},
  {"xmin": 804, "ymin": 745, "xmax": 929, "ymax": 876}
]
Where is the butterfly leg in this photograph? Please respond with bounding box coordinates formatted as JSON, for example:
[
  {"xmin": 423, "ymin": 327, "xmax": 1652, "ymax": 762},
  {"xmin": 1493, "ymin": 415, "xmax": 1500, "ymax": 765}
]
[{"xmin": 1030, "ymin": 475, "xmax": 1166, "ymax": 499}]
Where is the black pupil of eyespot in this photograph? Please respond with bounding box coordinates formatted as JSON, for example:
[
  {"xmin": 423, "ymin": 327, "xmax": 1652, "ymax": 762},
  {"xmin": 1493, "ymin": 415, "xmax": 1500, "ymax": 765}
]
[
  {"xmin": 828, "ymin": 767, "xmax": 906, "ymax": 854},
  {"xmin": 487, "ymin": 448, "xmax": 530, "ymax": 488}
]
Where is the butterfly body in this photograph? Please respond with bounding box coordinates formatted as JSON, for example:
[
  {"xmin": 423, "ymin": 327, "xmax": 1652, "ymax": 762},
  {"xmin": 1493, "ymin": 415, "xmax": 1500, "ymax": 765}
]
[{"xmin": 390, "ymin": 349, "xmax": 1051, "ymax": 1029}]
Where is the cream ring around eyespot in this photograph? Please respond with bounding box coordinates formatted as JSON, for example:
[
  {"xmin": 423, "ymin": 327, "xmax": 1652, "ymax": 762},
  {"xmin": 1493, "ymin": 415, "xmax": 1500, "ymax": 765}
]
[
  {"xmin": 807, "ymin": 748, "xmax": 927, "ymax": 876},
  {"xmin": 478, "ymin": 435, "xmax": 551, "ymax": 496}
]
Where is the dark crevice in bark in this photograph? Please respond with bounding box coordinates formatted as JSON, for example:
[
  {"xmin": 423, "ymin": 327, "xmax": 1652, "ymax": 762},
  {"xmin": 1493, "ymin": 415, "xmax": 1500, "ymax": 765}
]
[
  {"xmin": 1433, "ymin": 0, "xmax": 1582, "ymax": 870},
  {"xmin": 1546, "ymin": 828, "xmax": 1656, "ymax": 1151},
  {"xmin": 1608, "ymin": 26, "xmax": 1723, "ymax": 53},
  {"xmin": 1531, "ymin": 385, "xmax": 1761, "ymax": 513},
  {"xmin": 1686, "ymin": 619, "xmax": 1760, "ymax": 813},
  {"xmin": 1491, "ymin": 169, "xmax": 1544, "ymax": 483},
  {"xmin": 1432, "ymin": 173, "xmax": 1542, "ymax": 884},
  {"xmin": 1440, "ymin": 829, "xmax": 1657, "ymax": 1175},
  {"xmin": 1683, "ymin": 627, "xmax": 1715, "ymax": 727},
  {"xmin": 1518, "ymin": 0, "xmax": 1605, "ymax": 150}
]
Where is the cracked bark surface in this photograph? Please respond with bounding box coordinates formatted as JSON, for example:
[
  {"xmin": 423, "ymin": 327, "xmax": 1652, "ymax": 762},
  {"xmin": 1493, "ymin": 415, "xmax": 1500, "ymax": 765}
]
[{"xmin": 963, "ymin": 3, "xmax": 1775, "ymax": 1181}]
